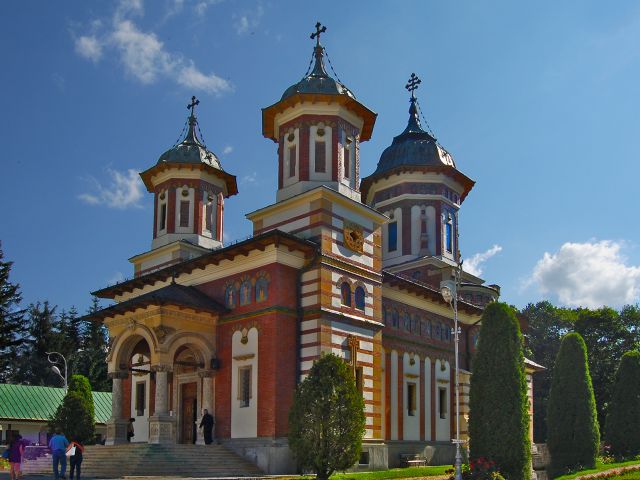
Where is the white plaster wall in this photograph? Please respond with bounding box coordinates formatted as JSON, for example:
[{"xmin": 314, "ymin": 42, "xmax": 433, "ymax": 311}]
[
  {"xmin": 424, "ymin": 357, "xmax": 432, "ymax": 441},
  {"xmin": 201, "ymin": 190, "xmax": 218, "ymax": 239},
  {"xmin": 309, "ymin": 124, "xmax": 332, "ymax": 181},
  {"xmin": 390, "ymin": 350, "xmax": 398, "ymax": 440},
  {"xmin": 282, "ymin": 128, "xmax": 300, "ymax": 188},
  {"xmin": 0, "ymin": 422, "xmax": 45, "ymax": 445},
  {"xmin": 175, "ymin": 186, "xmax": 195, "ymax": 234},
  {"xmin": 130, "ymin": 357, "xmax": 150, "ymax": 442},
  {"xmin": 231, "ymin": 328, "xmax": 258, "ymax": 438},
  {"xmin": 435, "ymin": 359, "xmax": 451, "ymax": 441},
  {"xmin": 403, "ymin": 353, "xmax": 421, "ymax": 441}
]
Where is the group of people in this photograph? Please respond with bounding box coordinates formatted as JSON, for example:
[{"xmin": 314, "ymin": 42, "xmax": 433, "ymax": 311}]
[
  {"xmin": 3, "ymin": 429, "xmax": 82, "ymax": 480},
  {"xmin": 48, "ymin": 429, "xmax": 84, "ymax": 480}
]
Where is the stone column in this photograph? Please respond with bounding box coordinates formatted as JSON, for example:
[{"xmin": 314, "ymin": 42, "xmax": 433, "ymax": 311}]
[
  {"xmin": 105, "ymin": 371, "xmax": 129, "ymax": 445},
  {"xmin": 148, "ymin": 364, "xmax": 176, "ymax": 444},
  {"xmin": 196, "ymin": 370, "xmax": 215, "ymax": 445}
]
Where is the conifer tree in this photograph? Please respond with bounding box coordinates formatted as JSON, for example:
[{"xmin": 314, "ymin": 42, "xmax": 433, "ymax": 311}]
[
  {"xmin": 50, "ymin": 374, "xmax": 96, "ymax": 444},
  {"xmin": 288, "ymin": 353, "xmax": 365, "ymax": 480},
  {"xmin": 0, "ymin": 243, "xmax": 26, "ymax": 382},
  {"xmin": 77, "ymin": 297, "xmax": 110, "ymax": 391},
  {"xmin": 469, "ymin": 302, "xmax": 531, "ymax": 480},
  {"xmin": 605, "ymin": 350, "xmax": 640, "ymax": 458},
  {"xmin": 547, "ymin": 333, "xmax": 600, "ymax": 477}
]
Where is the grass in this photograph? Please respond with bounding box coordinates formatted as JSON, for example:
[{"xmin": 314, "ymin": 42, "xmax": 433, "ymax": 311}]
[
  {"xmin": 607, "ymin": 474, "xmax": 640, "ymax": 480},
  {"xmin": 330, "ymin": 466, "xmax": 450, "ymax": 479},
  {"xmin": 555, "ymin": 459, "xmax": 640, "ymax": 480}
]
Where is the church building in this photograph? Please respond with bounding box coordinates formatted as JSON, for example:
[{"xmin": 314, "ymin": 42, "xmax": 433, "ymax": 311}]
[{"xmin": 86, "ymin": 25, "xmax": 539, "ymax": 473}]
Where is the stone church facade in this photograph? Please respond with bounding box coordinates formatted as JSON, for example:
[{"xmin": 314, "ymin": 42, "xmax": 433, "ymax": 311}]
[{"xmin": 87, "ymin": 27, "xmax": 539, "ymax": 473}]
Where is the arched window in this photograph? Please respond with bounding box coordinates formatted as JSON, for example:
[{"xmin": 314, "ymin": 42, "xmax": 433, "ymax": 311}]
[
  {"xmin": 392, "ymin": 309, "xmax": 399, "ymax": 328},
  {"xmin": 225, "ymin": 285, "xmax": 236, "ymax": 309},
  {"xmin": 255, "ymin": 277, "xmax": 269, "ymax": 302},
  {"xmin": 403, "ymin": 312, "xmax": 411, "ymax": 331},
  {"xmin": 239, "ymin": 280, "xmax": 252, "ymax": 306},
  {"xmin": 354, "ymin": 286, "xmax": 365, "ymax": 311},
  {"xmin": 341, "ymin": 282, "xmax": 351, "ymax": 306}
]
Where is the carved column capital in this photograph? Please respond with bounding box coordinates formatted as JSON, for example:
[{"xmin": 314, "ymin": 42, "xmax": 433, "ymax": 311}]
[
  {"xmin": 198, "ymin": 369, "xmax": 216, "ymax": 379},
  {"xmin": 151, "ymin": 363, "xmax": 173, "ymax": 373},
  {"xmin": 108, "ymin": 371, "xmax": 129, "ymax": 380}
]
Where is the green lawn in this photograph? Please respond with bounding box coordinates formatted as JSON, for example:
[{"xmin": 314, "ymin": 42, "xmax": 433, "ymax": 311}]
[
  {"xmin": 330, "ymin": 466, "xmax": 449, "ymax": 479},
  {"xmin": 555, "ymin": 459, "xmax": 640, "ymax": 480},
  {"xmin": 607, "ymin": 474, "xmax": 640, "ymax": 480}
]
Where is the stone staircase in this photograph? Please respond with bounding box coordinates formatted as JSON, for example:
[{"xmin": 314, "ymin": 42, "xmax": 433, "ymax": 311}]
[{"xmin": 22, "ymin": 444, "xmax": 263, "ymax": 478}]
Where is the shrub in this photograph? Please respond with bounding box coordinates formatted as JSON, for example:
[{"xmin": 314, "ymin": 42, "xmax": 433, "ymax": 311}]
[
  {"xmin": 49, "ymin": 374, "xmax": 96, "ymax": 443},
  {"xmin": 547, "ymin": 333, "xmax": 600, "ymax": 477},
  {"xmin": 605, "ymin": 350, "xmax": 640, "ymax": 458},
  {"xmin": 469, "ymin": 302, "xmax": 531, "ymax": 480},
  {"xmin": 288, "ymin": 353, "xmax": 365, "ymax": 480}
]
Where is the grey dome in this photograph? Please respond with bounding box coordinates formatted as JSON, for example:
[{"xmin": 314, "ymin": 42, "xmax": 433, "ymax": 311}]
[
  {"xmin": 374, "ymin": 99, "xmax": 455, "ymax": 175},
  {"xmin": 157, "ymin": 115, "xmax": 223, "ymax": 171}
]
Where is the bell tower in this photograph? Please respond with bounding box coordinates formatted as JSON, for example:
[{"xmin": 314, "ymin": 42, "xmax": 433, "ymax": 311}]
[{"xmin": 131, "ymin": 97, "xmax": 238, "ymax": 277}]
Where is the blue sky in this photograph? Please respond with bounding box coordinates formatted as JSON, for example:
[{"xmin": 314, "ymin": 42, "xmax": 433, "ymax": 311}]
[{"xmin": 2, "ymin": 0, "xmax": 640, "ymax": 313}]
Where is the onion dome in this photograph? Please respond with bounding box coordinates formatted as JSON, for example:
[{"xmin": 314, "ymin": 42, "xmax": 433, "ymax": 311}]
[
  {"xmin": 262, "ymin": 22, "xmax": 377, "ymax": 142},
  {"xmin": 360, "ymin": 74, "xmax": 474, "ymax": 203},
  {"xmin": 140, "ymin": 97, "xmax": 238, "ymax": 197}
]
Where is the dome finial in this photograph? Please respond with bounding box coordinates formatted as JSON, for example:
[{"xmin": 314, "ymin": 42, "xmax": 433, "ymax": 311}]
[
  {"xmin": 309, "ymin": 22, "xmax": 329, "ymax": 78},
  {"xmin": 403, "ymin": 73, "xmax": 425, "ymax": 134},
  {"xmin": 183, "ymin": 95, "xmax": 204, "ymax": 146}
]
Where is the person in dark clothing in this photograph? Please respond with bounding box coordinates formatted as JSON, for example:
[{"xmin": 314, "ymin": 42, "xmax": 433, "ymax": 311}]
[
  {"xmin": 67, "ymin": 438, "xmax": 84, "ymax": 480},
  {"xmin": 199, "ymin": 409, "xmax": 215, "ymax": 445},
  {"xmin": 127, "ymin": 418, "xmax": 135, "ymax": 442},
  {"xmin": 8, "ymin": 434, "xmax": 25, "ymax": 480}
]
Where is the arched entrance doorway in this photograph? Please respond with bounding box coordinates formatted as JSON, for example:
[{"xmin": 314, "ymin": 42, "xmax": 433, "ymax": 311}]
[
  {"xmin": 174, "ymin": 346, "xmax": 201, "ymax": 444},
  {"xmin": 129, "ymin": 339, "xmax": 151, "ymax": 442}
]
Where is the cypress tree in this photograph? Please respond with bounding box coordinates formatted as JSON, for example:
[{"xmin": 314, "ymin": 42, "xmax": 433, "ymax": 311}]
[
  {"xmin": 469, "ymin": 302, "xmax": 531, "ymax": 480},
  {"xmin": 605, "ymin": 350, "xmax": 640, "ymax": 458},
  {"xmin": 547, "ymin": 333, "xmax": 600, "ymax": 477},
  {"xmin": 50, "ymin": 374, "xmax": 96, "ymax": 444},
  {"xmin": 288, "ymin": 353, "xmax": 365, "ymax": 480}
]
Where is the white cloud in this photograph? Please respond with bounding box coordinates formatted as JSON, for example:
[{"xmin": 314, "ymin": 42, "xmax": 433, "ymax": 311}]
[
  {"xmin": 108, "ymin": 271, "xmax": 126, "ymax": 285},
  {"xmin": 75, "ymin": 35, "xmax": 103, "ymax": 62},
  {"xmin": 177, "ymin": 63, "xmax": 232, "ymax": 95},
  {"xmin": 79, "ymin": 168, "xmax": 144, "ymax": 209},
  {"xmin": 241, "ymin": 172, "xmax": 257, "ymax": 184},
  {"xmin": 73, "ymin": 2, "xmax": 232, "ymax": 95},
  {"xmin": 195, "ymin": 0, "xmax": 223, "ymax": 17},
  {"xmin": 529, "ymin": 240, "xmax": 640, "ymax": 308},
  {"xmin": 232, "ymin": 5, "xmax": 263, "ymax": 35},
  {"xmin": 222, "ymin": 145, "xmax": 233, "ymax": 155},
  {"xmin": 464, "ymin": 244, "xmax": 502, "ymax": 277}
]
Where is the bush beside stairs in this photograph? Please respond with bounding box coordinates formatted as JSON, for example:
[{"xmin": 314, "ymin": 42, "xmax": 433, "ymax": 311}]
[{"xmin": 22, "ymin": 444, "xmax": 263, "ymax": 478}]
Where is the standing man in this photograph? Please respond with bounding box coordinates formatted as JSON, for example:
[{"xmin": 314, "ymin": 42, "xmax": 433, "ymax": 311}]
[
  {"xmin": 199, "ymin": 409, "xmax": 215, "ymax": 445},
  {"xmin": 48, "ymin": 428, "xmax": 69, "ymax": 480}
]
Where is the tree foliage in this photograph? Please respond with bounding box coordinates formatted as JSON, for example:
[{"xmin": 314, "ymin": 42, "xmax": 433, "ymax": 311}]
[
  {"xmin": 49, "ymin": 374, "xmax": 96, "ymax": 444},
  {"xmin": 288, "ymin": 353, "xmax": 365, "ymax": 480},
  {"xmin": 547, "ymin": 333, "xmax": 599, "ymax": 477},
  {"xmin": 605, "ymin": 350, "xmax": 640, "ymax": 458},
  {"xmin": 0, "ymin": 243, "xmax": 26, "ymax": 382},
  {"xmin": 469, "ymin": 302, "xmax": 531, "ymax": 480}
]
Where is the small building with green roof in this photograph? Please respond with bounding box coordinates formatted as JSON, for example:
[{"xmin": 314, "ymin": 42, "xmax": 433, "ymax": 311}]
[{"xmin": 0, "ymin": 384, "xmax": 111, "ymax": 445}]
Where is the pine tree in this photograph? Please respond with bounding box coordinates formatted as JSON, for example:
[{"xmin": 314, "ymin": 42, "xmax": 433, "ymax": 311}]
[
  {"xmin": 547, "ymin": 333, "xmax": 600, "ymax": 477},
  {"xmin": 469, "ymin": 302, "xmax": 531, "ymax": 480},
  {"xmin": 77, "ymin": 297, "xmax": 110, "ymax": 391},
  {"xmin": 0, "ymin": 243, "xmax": 26, "ymax": 382},
  {"xmin": 288, "ymin": 353, "xmax": 365, "ymax": 480},
  {"xmin": 49, "ymin": 374, "xmax": 96, "ymax": 444},
  {"xmin": 605, "ymin": 350, "xmax": 640, "ymax": 458}
]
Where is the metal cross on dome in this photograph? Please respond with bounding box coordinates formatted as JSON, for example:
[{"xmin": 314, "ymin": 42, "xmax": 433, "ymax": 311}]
[
  {"xmin": 187, "ymin": 96, "xmax": 200, "ymax": 116},
  {"xmin": 310, "ymin": 22, "xmax": 326, "ymax": 47},
  {"xmin": 405, "ymin": 73, "xmax": 422, "ymax": 99}
]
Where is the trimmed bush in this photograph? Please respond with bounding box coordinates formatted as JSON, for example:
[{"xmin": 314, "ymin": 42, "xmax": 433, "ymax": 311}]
[
  {"xmin": 288, "ymin": 353, "xmax": 365, "ymax": 480},
  {"xmin": 605, "ymin": 350, "xmax": 640, "ymax": 458},
  {"xmin": 50, "ymin": 374, "xmax": 96, "ymax": 443},
  {"xmin": 547, "ymin": 333, "xmax": 600, "ymax": 477},
  {"xmin": 469, "ymin": 302, "xmax": 531, "ymax": 480}
]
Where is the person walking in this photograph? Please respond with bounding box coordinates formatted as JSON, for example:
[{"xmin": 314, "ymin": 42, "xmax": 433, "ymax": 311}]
[
  {"xmin": 199, "ymin": 409, "xmax": 215, "ymax": 445},
  {"xmin": 67, "ymin": 438, "xmax": 84, "ymax": 480},
  {"xmin": 127, "ymin": 418, "xmax": 135, "ymax": 442},
  {"xmin": 7, "ymin": 434, "xmax": 25, "ymax": 480},
  {"xmin": 48, "ymin": 429, "xmax": 69, "ymax": 480}
]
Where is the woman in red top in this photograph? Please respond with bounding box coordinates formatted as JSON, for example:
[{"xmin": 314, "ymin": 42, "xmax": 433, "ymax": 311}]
[{"xmin": 66, "ymin": 438, "xmax": 84, "ymax": 480}]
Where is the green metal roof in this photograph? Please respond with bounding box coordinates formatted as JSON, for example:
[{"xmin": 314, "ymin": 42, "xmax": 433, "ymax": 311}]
[{"xmin": 0, "ymin": 384, "xmax": 111, "ymax": 424}]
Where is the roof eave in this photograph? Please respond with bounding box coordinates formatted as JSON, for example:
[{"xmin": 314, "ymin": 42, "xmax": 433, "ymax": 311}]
[{"xmin": 139, "ymin": 163, "xmax": 239, "ymax": 197}]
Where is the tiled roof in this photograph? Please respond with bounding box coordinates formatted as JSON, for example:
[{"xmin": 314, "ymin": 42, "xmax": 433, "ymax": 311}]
[{"xmin": 0, "ymin": 384, "xmax": 111, "ymax": 424}]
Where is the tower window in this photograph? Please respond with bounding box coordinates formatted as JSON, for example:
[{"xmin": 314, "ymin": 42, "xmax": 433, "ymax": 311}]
[
  {"xmin": 445, "ymin": 220, "xmax": 453, "ymax": 253},
  {"xmin": 315, "ymin": 141, "xmax": 326, "ymax": 173},
  {"xmin": 343, "ymin": 146, "xmax": 350, "ymax": 179},
  {"xmin": 407, "ymin": 383, "xmax": 416, "ymax": 416},
  {"xmin": 340, "ymin": 282, "xmax": 351, "ymax": 306},
  {"xmin": 159, "ymin": 203, "xmax": 167, "ymax": 231},
  {"xmin": 354, "ymin": 286, "xmax": 365, "ymax": 311},
  {"xmin": 179, "ymin": 200, "xmax": 190, "ymax": 228},
  {"xmin": 288, "ymin": 145, "xmax": 297, "ymax": 178},
  {"xmin": 355, "ymin": 366, "xmax": 364, "ymax": 394},
  {"xmin": 388, "ymin": 222, "xmax": 398, "ymax": 252},
  {"xmin": 439, "ymin": 387, "xmax": 448, "ymax": 419},
  {"xmin": 238, "ymin": 366, "xmax": 252, "ymax": 408}
]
